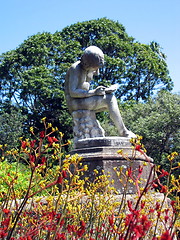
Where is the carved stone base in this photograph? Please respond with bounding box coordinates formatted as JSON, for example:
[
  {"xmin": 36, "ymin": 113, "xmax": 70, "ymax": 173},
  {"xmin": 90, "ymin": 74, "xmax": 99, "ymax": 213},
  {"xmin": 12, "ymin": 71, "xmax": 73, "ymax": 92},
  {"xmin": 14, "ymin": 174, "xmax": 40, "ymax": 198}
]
[
  {"xmin": 72, "ymin": 110, "xmax": 105, "ymax": 145},
  {"xmin": 71, "ymin": 137, "xmax": 154, "ymax": 194}
]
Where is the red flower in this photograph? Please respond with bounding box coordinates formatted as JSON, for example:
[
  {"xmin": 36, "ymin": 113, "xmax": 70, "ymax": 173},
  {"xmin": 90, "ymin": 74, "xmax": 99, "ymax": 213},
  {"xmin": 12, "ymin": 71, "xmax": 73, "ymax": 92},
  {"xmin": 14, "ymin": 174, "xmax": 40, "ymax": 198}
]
[
  {"xmin": 3, "ymin": 209, "xmax": 10, "ymax": 214},
  {"xmin": 141, "ymin": 215, "xmax": 151, "ymax": 231},
  {"xmin": 149, "ymin": 208, "xmax": 154, "ymax": 213},
  {"xmin": 152, "ymin": 182, "xmax": 158, "ymax": 188},
  {"xmin": 164, "ymin": 215, "xmax": 169, "ymax": 223},
  {"xmin": 155, "ymin": 202, "xmax": 160, "ymax": 210},
  {"xmin": 67, "ymin": 224, "xmax": 76, "ymax": 233},
  {"xmin": 127, "ymin": 200, "xmax": 133, "ymax": 212},
  {"xmin": 1, "ymin": 217, "xmax": 10, "ymax": 227},
  {"xmin": 125, "ymin": 213, "xmax": 133, "ymax": 226},
  {"xmin": 141, "ymin": 201, "xmax": 145, "ymax": 209},
  {"xmin": 0, "ymin": 230, "xmax": 8, "ymax": 238},
  {"xmin": 170, "ymin": 200, "xmax": 176, "ymax": 208},
  {"xmin": 127, "ymin": 167, "xmax": 133, "ymax": 177},
  {"xmin": 39, "ymin": 131, "xmax": 45, "ymax": 138},
  {"xmin": 57, "ymin": 176, "xmax": 63, "ymax": 184},
  {"xmin": 159, "ymin": 169, "xmax": 169, "ymax": 178},
  {"xmin": 160, "ymin": 185, "xmax": 167, "ymax": 193},
  {"xmin": 135, "ymin": 144, "xmax": 145, "ymax": 155},
  {"xmin": 30, "ymin": 140, "xmax": 36, "ymax": 148},
  {"xmin": 157, "ymin": 211, "xmax": 161, "ymax": 218},
  {"xmin": 60, "ymin": 219, "xmax": 65, "ymax": 228},
  {"xmin": 133, "ymin": 225, "xmax": 143, "ymax": 238},
  {"xmin": 56, "ymin": 233, "xmax": 66, "ymax": 240},
  {"xmin": 160, "ymin": 230, "xmax": 173, "ymax": 240},
  {"xmin": 80, "ymin": 220, "xmax": 86, "ymax": 228},
  {"xmin": 21, "ymin": 141, "xmax": 27, "ymax": 149},
  {"xmin": 138, "ymin": 165, "xmax": 143, "ymax": 174},
  {"xmin": 62, "ymin": 170, "xmax": 67, "ymax": 178},
  {"xmin": 135, "ymin": 145, "xmax": 141, "ymax": 151},
  {"xmin": 27, "ymin": 237, "xmax": 32, "ymax": 240},
  {"xmin": 47, "ymin": 136, "xmax": 58, "ymax": 144},
  {"xmin": 108, "ymin": 215, "xmax": 115, "ymax": 226},
  {"xmin": 41, "ymin": 156, "xmax": 46, "ymax": 164},
  {"xmin": 77, "ymin": 227, "xmax": 85, "ymax": 237},
  {"xmin": 30, "ymin": 154, "xmax": 35, "ymax": 163}
]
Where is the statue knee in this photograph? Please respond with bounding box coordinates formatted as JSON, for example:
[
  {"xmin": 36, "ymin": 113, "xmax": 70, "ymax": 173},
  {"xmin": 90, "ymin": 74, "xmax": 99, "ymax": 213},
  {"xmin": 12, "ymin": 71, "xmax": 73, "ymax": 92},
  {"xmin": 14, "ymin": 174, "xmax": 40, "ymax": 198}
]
[{"xmin": 106, "ymin": 93, "xmax": 117, "ymax": 103}]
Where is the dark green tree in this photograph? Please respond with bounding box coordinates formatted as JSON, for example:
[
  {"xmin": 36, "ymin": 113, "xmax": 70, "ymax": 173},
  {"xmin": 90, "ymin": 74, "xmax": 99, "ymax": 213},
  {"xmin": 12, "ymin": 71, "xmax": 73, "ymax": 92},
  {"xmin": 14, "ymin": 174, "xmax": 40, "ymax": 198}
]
[
  {"xmin": 0, "ymin": 106, "xmax": 26, "ymax": 150},
  {"xmin": 0, "ymin": 32, "xmax": 75, "ymax": 141}
]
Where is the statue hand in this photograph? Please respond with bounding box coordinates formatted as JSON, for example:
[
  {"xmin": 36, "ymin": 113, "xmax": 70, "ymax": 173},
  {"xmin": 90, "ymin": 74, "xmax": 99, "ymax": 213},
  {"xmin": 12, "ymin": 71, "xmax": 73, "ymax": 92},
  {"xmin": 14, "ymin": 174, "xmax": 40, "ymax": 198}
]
[
  {"xmin": 105, "ymin": 84, "xmax": 119, "ymax": 93},
  {"xmin": 95, "ymin": 86, "xmax": 106, "ymax": 96}
]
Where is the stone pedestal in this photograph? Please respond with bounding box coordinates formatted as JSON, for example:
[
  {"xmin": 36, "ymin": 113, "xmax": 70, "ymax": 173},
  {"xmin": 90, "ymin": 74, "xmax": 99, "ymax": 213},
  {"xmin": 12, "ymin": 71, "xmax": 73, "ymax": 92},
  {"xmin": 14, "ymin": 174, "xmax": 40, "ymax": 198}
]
[{"xmin": 71, "ymin": 137, "xmax": 153, "ymax": 194}]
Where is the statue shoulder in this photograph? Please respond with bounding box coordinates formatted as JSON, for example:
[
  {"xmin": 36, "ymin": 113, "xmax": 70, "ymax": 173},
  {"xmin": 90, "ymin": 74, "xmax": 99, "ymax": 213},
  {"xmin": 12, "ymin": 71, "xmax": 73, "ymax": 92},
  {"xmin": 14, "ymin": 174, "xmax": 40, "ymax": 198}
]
[
  {"xmin": 66, "ymin": 61, "xmax": 83, "ymax": 83},
  {"xmin": 66, "ymin": 61, "xmax": 82, "ymax": 78},
  {"xmin": 70, "ymin": 60, "xmax": 81, "ymax": 70}
]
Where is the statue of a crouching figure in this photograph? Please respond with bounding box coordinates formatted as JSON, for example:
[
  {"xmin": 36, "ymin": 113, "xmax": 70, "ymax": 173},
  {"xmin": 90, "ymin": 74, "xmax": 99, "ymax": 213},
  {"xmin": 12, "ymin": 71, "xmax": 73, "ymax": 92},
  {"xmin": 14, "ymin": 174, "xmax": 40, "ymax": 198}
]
[{"xmin": 65, "ymin": 46, "xmax": 136, "ymax": 143}]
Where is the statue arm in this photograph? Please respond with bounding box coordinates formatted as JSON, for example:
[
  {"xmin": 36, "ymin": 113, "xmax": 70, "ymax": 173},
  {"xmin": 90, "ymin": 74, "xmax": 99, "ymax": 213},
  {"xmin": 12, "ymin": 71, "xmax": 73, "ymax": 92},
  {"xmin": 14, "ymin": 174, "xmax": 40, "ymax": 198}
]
[
  {"xmin": 68, "ymin": 69, "xmax": 105, "ymax": 98},
  {"xmin": 69, "ymin": 84, "xmax": 97, "ymax": 98}
]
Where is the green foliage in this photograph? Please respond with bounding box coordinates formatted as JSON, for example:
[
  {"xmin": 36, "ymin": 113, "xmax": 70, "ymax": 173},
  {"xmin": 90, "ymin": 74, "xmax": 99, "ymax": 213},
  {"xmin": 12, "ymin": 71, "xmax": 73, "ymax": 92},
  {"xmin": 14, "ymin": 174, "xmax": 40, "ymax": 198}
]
[
  {"xmin": 121, "ymin": 91, "xmax": 180, "ymax": 167},
  {"xmin": 0, "ymin": 107, "xmax": 26, "ymax": 150},
  {"xmin": 0, "ymin": 160, "xmax": 30, "ymax": 197}
]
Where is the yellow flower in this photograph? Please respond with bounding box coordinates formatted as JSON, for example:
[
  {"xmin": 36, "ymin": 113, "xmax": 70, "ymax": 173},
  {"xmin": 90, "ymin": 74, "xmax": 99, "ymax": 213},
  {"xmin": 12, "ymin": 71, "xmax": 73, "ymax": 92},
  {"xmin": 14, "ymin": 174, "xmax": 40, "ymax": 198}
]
[
  {"xmin": 13, "ymin": 149, "xmax": 18, "ymax": 155},
  {"xmin": 168, "ymin": 151, "xmax": 178, "ymax": 161},
  {"xmin": 117, "ymin": 149, "xmax": 123, "ymax": 154},
  {"xmin": 47, "ymin": 123, "xmax": 52, "ymax": 128},
  {"xmin": 41, "ymin": 117, "xmax": 46, "ymax": 122},
  {"xmin": 83, "ymin": 165, "xmax": 88, "ymax": 171},
  {"xmin": 59, "ymin": 132, "xmax": 64, "ymax": 138},
  {"xmin": 56, "ymin": 166, "xmax": 60, "ymax": 171},
  {"xmin": 29, "ymin": 126, "xmax": 34, "ymax": 133},
  {"xmin": 52, "ymin": 127, "xmax": 56, "ymax": 132},
  {"xmin": 35, "ymin": 197, "xmax": 42, "ymax": 203},
  {"xmin": 46, "ymin": 196, "xmax": 54, "ymax": 203},
  {"xmin": 67, "ymin": 140, "xmax": 71, "ymax": 145}
]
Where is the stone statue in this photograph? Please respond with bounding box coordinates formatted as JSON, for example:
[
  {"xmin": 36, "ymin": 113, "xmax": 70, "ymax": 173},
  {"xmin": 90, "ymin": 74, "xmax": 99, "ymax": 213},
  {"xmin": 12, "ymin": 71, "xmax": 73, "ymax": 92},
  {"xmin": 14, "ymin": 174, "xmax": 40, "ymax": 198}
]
[{"xmin": 65, "ymin": 46, "xmax": 136, "ymax": 143}]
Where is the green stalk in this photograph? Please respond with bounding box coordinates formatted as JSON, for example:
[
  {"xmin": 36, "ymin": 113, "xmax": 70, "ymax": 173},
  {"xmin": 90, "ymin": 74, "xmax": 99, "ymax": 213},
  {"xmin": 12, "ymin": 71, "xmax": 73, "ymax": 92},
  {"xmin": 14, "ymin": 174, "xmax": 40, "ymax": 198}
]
[{"xmin": 6, "ymin": 169, "xmax": 34, "ymax": 239}]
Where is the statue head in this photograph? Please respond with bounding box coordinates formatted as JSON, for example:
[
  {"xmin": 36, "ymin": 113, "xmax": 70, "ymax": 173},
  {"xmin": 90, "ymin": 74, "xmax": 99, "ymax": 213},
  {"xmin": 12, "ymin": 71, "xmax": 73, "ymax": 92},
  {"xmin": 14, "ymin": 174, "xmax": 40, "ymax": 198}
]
[{"xmin": 81, "ymin": 46, "xmax": 104, "ymax": 70}]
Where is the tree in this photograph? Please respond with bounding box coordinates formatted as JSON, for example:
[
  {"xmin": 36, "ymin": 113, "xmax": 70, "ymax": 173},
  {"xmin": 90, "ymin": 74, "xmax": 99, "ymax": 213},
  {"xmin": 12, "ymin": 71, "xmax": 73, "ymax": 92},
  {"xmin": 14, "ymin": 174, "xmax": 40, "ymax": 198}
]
[
  {"xmin": 0, "ymin": 106, "xmax": 26, "ymax": 150},
  {"xmin": 0, "ymin": 32, "xmax": 74, "ymax": 141},
  {"xmin": 121, "ymin": 91, "xmax": 180, "ymax": 168}
]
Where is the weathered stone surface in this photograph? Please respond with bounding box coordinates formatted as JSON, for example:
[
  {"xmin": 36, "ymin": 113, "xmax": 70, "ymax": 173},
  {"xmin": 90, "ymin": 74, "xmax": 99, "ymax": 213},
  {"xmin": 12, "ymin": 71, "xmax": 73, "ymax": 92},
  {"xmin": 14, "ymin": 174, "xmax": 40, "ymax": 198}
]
[
  {"xmin": 72, "ymin": 110, "xmax": 105, "ymax": 144},
  {"xmin": 71, "ymin": 137, "xmax": 153, "ymax": 194},
  {"xmin": 74, "ymin": 136, "xmax": 131, "ymax": 149}
]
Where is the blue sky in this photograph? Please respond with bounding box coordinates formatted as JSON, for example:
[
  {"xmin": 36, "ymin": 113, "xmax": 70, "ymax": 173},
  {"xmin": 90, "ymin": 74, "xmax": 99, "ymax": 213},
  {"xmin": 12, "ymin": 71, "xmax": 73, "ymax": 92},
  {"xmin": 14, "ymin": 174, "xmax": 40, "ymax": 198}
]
[{"xmin": 0, "ymin": 0, "xmax": 179, "ymax": 93}]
